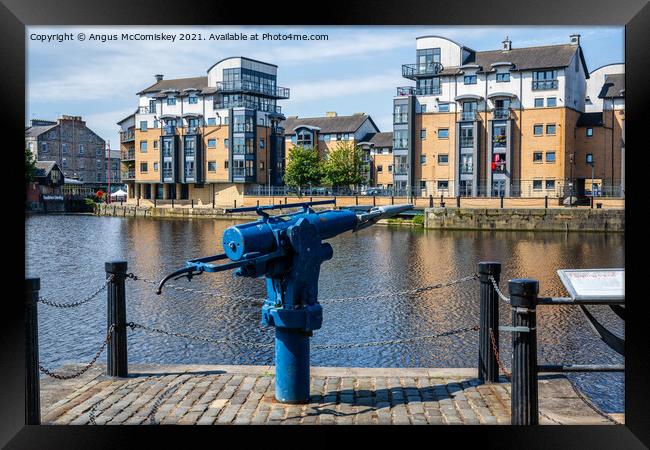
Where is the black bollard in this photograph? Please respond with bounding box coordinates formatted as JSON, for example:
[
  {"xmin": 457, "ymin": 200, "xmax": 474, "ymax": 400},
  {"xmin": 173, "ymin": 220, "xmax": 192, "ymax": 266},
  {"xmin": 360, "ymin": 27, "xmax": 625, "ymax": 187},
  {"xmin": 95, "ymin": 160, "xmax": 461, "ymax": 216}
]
[
  {"xmin": 373, "ymin": 195, "xmax": 376, "ymax": 206},
  {"xmin": 25, "ymin": 278, "xmax": 41, "ymax": 425},
  {"xmin": 456, "ymin": 195, "xmax": 461, "ymax": 208},
  {"xmin": 590, "ymin": 196, "xmax": 594, "ymax": 209},
  {"xmin": 171, "ymin": 198, "xmax": 174, "ymax": 209},
  {"xmin": 500, "ymin": 194, "xmax": 504, "ymax": 209},
  {"xmin": 137, "ymin": 197, "xmax": 139, "ymax": 207},
  {"xmin": 355, "ymin": 195, "xmax": 359, "ymax": 206},
  {"xmin": 106, "ymin": 261, "xmax": 128, "ymax": 377},
  {"xmin": 257, "ymin": 200, "xmax": 260, "ymax": 207},
  {"xmin": 478, "ymin": 262, "xmax": 501, "ymax": 383},
  {"xmin": 391, "ymin": 195, "xmax": 394, "ymax": 205},
  {"xmin": 544, "ymin": 195, "xmax": 548, "ymax": 209},
  {"xmin": 234, "ymin": 199, "xmax": 237, "ymax": 208},
  {"xmin": 429, "ymin": 195, "xmax": 433, "ymax": 208},
  {"xmin": 154, "ymin": 197, "xmax": 157, "ymax": 208},
  {"xmin": 509, "ymin": 279, "xmax": 539, "ymax": 425},
  {"xmin": 440, "ymin": 194, "xmax": 445, "ymax": 208}
]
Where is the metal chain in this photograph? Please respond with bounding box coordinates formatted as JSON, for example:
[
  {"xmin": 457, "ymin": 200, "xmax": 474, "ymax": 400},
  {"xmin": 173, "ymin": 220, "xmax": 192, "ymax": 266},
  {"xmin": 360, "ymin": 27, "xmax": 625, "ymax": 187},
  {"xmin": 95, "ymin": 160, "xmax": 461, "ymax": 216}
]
[
  {"xmin": 128, "ymin": 321, "xmax": 478, "ymax": 350},
  {"xmin": 39, "ymin": 325, "xmax": 114, "ymax": 380},
  {"xmin": 488, "ymin": 275, "xmax": 511, "ymax": 304},
  {"xmin": 38, "ymin": 275, "xmax": 114, "ymax": 308},
  {"xmin": 489, "ymin": 328, "xmax": 511, "ymax": 380},
  {"xmin": 126, "ymin": 272, "xmax": 479, "ymax": 305}
]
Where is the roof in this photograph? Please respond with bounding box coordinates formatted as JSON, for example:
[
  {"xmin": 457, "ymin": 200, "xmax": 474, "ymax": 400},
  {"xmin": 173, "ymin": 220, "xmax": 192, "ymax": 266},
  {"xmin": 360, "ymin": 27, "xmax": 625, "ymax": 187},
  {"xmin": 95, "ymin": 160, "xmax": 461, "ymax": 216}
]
[
  {"xmin": 598, "ymin": 73, "xmax": 625, "ymax": 98},
  {"xmin": 137, "ymin": 76, "xmax": 208, "ymax": 95},
  {"xmin": 576, "ymin": 112, "xmax": 604, "ymax": 127},
  {"xmin": 34, "ymin": 161, "xmax": 59, "ymax": 177},
  {"xmin": 359, "ymin": 132, "xmax": 393, "ymax": 148},
  {"xmin": 437, "ymin": 44, "xmax": 587, "ymax": 76},
  {"xmin": 281, "ymin": 114, "xmax": 376, "ymax": 135},
  {"xmin": 25, "ymin": 123, "xmax": 58, "ymax": 138},
  {"xmin": 116, "ymin": 110, "xmax": 137, "ymax": 125}
]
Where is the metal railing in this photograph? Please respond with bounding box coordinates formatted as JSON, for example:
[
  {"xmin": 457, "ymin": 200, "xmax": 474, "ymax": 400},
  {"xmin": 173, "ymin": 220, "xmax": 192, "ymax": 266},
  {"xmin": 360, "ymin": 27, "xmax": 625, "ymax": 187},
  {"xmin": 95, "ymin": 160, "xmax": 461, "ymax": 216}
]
[
  {"xmin": 120, "ymin": 130, "xmax": 135, "ymax": 142},
  {"xmin": 121, "ymin": 169, "xmax": 135, "ymax": 180},
  {"xmin": 492, "ymin": 108, "xmax": 511, "ymax": 120},
  {"xmin": 214, "ymin": 101, "xmax": 282, "ymax": 114},
  {"xmin": 396, "ymin": 86, "xmax": 416, "ymax": 96},
  {"xmin": 402, "ymin": 62, "xmax": 444, "ymax": 78},
  {"xmin": 459, "ymin": 111, "xmax": 478, "ymax": 121},
  {"xmin": 138, "ymin": 106, "xmax": 155, "ymax": 114},
  {"xmin": 532, "ymin": 80, "xmax": 558, "ymax": 90},
  {"xmin": 459, "ymin": 137, "xmax": 474, "ymax": 148},
  {"xmin": 215, "ymin": 81, "xmax": 290, "ymax": 99},
  {"xmin": 121, "ymin": 149, "xmax": 135, "ymax": 161}
]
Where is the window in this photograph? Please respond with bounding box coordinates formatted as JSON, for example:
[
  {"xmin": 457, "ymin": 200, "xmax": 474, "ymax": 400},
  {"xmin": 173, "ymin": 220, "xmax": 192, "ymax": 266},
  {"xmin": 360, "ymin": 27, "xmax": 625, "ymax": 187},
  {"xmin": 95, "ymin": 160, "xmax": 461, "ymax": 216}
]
[
  {"xmin": 96, "ymin": 159, "xmax": 102, "ymax": 169},
  {"xmin": 324, "ymin": 134, "xmax": 331, "ymax": 142},
  {"xmin": 153, "ymin": 162, "xmax": 159, "ymax": 171},
  {"xmin": 78, "ymin": 144, "xmax": 85, "ymax": 155},
  {"xmin": 437, "ymin": 180, "xmax": 449, "ymax": 190},
  {"xmin": 167, "ymin": 97, "xmax": 176, "ymax": 105},
  {"xmin": 140, "ymin": 141, "xmax": 148, "ymax": 152},
  {"xmin": 534, "ymin": 98, "xmax": 544, "ymax": 108},
  {"xmin": 438, "ymin": 154, "xmax": 449, "ymax": 164},
  {"xmin": 388, "ymin": 165, "xmax": 393, "ymax": 173},
  {"xmin": 297, "ymin": 129, "xmax": 313, "ymax": 147},
  {"xmin": 61, "ymin": 157, "xmax": 67, "ymax": 168},
  {"xmin": 533, "ymin": 180, "xmax": 543, "ymax": 190},
  {"xmin": 420, "ymin": 129, "xmax": 427, "ymax": 139},
  {"xmin": 153, "ymin": 120, "xmax": 158, "ymax": 128},
  {"xmin": 545, "ymin": 180, "xmax": 555, "ymax": 190},
  {"xmin": 259, "ymin": 162, "xmax": 265, "ymax": 170},
  {"xmin": 438, "ymin": 128, "xmax": 449, "ymax": 139},
  {"xmin": 547, "ymin": 97, "xmax": 557, "ymax": 107},
  {"xmin": 421, "ymin": 104, "xmax": 427, "ymax": 113},
  {"xmin": 208, "ymin": 161, "xmax": 216, "ymax": 171},
  {"xmin": 533, "ymin": 152, "xmax": 543, "ymax": 162},
  {"xmin": 96, "ymin": 147, "xmax": 103, "ymax": 157},
  {"xmin": 260, "ymin": 138, "xmax": 265, "ymax": 148},
  {"xmin": 224, "ymin": 160, "xmax": 229, "ymax": 169},
  {"xmin": 188, "ymin": 96, "xmax": 198, "ymax": 104},
  {"xmin": 586, "ymin": 128, "xmax": 593, "ymax": 137},
  {"xmin": 140, "ymin": 121, "xmax": 147, "ymax": 131},
  {"xmin": 533, "ymin": 124, "xmax": 543, "ymax": 136},
  {"xmin": 438, "ymin": 103, "xmax": 449, "ymax": 112},
  {"xmin": 140, "ymin": 162, "xmax": 148, "ymax": 173},
  {"xmin": 464, "ymin": 75, "xmax": 477, "ymax": 85},
  {"xmin": 532, "ymin": 70, "xmax": 558, "ymax": 90},
  {"xmin": 420, "ymin": 181, "xmax": 427, "ymax": 189},
  {"xmin": 546, "ymin": 124, "xmax": 556, "ymax": 135},
  {"xmin": 546, "ymin": 151, "xmax": 556, "ymax": 163},
  {"xmin": 377, "ymin": 165, "xmax": 383, "ymax": 172},
  {"xmin": 62, "ymin": 143, "xmax": 69, "ymax": 154},
  {"xmin": 207, "ymin": 117, "xmax": 216, "ymax": 126},
  {"xmin": 208, "ymin": 139, "xmax": 216, "ymax": 148},
  {"xmin": 586, "ymin": 153, "xmax": 594, "ymax": 164},
  {"xmin": 496, "ymin": 73, "xmax": 510, "ymax": 82},
  {"xmin": 40, "ymin": 142, "xmax": 48, "ymax": 153},
  {"xmin": 153, "ymin": 140, "xmax": 158, "ymax": 149},
  {"xmin": 224, "ymin": 139, "xmax": 229, "ymax": 148},
  {"xmin": 420, "ymin": 155, "xmax": 427, "ymax": 164}
]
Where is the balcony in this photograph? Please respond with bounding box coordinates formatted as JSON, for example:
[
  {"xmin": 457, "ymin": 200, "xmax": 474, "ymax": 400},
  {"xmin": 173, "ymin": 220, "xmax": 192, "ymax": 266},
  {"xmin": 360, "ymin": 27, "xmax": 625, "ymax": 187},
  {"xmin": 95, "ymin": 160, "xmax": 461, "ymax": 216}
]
[
  {"xmin": 532, "ymin": 80, "xmax": 558, "ymax": 90},
  {"xmin": 459, "ymin": 111, "xmax": 478, "ymax": 121},
  {"xmin": 460, "ymin": 164, "xmax": 474, "ymax": 174},
  {"xmin": 459, "ymin": 137, "xmax": 474, "ymax": 148},
  {"xmin": 396, "ymin": 86, "xmax": 442, "ymax": 97},
  {"xmin": 492, "ymin": 108, "xmax": 511, "ymax": 120},
  {"xmin": 393, "ymin": 164, "xmax": 409, "ymax": 175},
  {"xmin": 122, "ymin": 169, "xmax": 135, "ymax": 180},
  {"xmin": 215, "ymin": 101, "xmax": 282, "ymax": 115},
  {"xmin": 232, "ymin": 123, "xmax": 255, "ymax": 133},
  {"xmin": 216, "ymin": 81, "xmax": 290, "ymax": 99},
  {"xmin": 183, "ymin": 126, "xmax": 200, "ymax": 135},
  {"xmin": 402, "ymin": 62, "xmax": 444, "ymax": 80},
  {"xmin": 393, "ymin": 139, "xmax": 409, "ymax": 150},
  {"xmin": 138, "ymin": 106, "xmax": 155, "ymax": 114},
  {"xmin": 121, "ymin": 149, "xmax": 135, "ymax": 161},
  {"xmin": 396, "ymin": 86, "xmax": 416, "ymax": 96},
  {"xmin": 492, "ymin": 135, "xmax": 507, "ymax": 148},
  {"xmin": 162, "ymin": 125, "xmax": 177, "ymax": 136},
  {"xmin": 120, "ymin": 129, "xmax": 135, "ymax": 142}
]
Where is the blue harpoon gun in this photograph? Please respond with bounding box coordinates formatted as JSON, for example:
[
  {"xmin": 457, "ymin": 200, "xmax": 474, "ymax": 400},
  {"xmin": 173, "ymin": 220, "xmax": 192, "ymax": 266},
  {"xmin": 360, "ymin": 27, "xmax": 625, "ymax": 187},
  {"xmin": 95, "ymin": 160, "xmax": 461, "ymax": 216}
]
[{"xmin": 156, "ymin": 199, "xmax": 412, "ymax": 403}]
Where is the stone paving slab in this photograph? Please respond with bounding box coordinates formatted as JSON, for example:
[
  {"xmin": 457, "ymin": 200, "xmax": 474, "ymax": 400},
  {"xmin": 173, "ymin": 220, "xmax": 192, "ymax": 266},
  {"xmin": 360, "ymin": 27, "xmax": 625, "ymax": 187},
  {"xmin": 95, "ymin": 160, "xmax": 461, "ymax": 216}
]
[{"xmin": 39, "ymin": 364, "xmax": 620, "ymax": 425}]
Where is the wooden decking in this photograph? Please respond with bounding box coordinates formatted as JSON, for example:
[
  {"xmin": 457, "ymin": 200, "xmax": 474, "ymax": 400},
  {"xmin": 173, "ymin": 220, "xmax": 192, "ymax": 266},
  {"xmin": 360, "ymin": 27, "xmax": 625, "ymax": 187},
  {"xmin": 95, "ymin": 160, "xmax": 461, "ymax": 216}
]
[{"xmin": 39, "ymin": 364, "xmax": 621, "ymax": 425}]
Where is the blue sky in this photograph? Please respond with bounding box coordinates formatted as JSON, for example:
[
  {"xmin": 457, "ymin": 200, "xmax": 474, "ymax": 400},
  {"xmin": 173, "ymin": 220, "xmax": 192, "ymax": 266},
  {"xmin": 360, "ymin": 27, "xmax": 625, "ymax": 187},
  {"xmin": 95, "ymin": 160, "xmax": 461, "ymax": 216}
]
[{"xmin": 27, "ymin": 26, "xmax": 623, "ymax": 147}]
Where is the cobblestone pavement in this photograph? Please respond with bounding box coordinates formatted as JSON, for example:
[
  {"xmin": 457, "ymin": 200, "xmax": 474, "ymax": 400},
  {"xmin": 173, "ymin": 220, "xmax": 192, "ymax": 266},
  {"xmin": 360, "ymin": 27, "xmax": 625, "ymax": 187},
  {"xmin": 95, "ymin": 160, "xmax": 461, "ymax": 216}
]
[{"xmin": 39, "ymin": 364, "xmax": 618, "ymax": 425}]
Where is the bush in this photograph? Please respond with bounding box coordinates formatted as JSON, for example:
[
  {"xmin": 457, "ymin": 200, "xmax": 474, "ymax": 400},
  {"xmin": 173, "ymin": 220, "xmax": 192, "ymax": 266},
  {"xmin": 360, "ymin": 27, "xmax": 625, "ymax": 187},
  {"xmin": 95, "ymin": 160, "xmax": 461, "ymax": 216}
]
[{"xmin": 412, "ymin": 214, "xmax": 424, "ymax": 226}]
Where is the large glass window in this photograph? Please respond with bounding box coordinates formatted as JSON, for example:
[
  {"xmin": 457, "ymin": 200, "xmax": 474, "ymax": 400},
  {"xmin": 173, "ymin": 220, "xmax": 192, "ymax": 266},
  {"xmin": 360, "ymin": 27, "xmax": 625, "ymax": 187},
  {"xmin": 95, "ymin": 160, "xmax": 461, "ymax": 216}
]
[
  {"xmin": 493, "ymin": 123, "xmax": 507, "ymax": 147},
  {"xmin": 394, "ymin": 104, "xmax": 409, "ymax": 123},
  {"xmin": 460, "ymin": 126, "xmax": 473, "ymax": 148},
  {"xmin": 417, "ymin": 77, "xmax": 441, "ymax": 95},
  {"xmin": 416, "ymin": 48, "xmax": 441, "ymax": 73},
  {"xmin": 184, "ymin": 137, "xmax": 195, "ymax": 157},
  {"xmin": 393, "ymin": 130, "xmax": 408, "ymax": 149},
  {"xmin": 188, "ymin": 95, "xmax": 198, "ymax": 104},
  {"xmin": 162, "ymin": 137, "xmax": 173, "ymax": 157},
  {"xmin": 464, "ymin": 75, "xmax": 477, "ymax": 85},
  {"xmin": 460, "ymin": 154, "xmax": 473, "ymax": 174},
  {"xmin": 532, "ymin": 70, "xmax": 558, "ymax": 90},
  {"xmin": 496, "ymin": 73, "xmax": 510, "ymax": 82},
  {"xmin": 296, "ymin": 129, "xmax": 313, "ymax": 147},
  {"xmin": 167, "ymin": 97, "xmax": 176, "ymax": 105}
]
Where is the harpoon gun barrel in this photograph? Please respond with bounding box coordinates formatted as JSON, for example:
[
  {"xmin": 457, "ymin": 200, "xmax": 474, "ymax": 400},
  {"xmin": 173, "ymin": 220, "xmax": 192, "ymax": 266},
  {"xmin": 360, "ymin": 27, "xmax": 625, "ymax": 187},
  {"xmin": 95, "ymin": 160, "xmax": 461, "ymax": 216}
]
[{"xmin": 355, "ymin": 204, "xmax": 413, "ymax": 231}]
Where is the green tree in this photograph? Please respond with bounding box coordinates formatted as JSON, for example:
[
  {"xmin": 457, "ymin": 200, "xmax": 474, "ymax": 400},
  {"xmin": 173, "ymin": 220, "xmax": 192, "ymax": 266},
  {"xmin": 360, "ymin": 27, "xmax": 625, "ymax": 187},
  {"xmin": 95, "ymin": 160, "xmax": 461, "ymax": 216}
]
[
  {"xmin": 322, "ymin": 141, "xmax": 366, "ymax": 189},
  {"xmin": 25, "ymin": 146, "xmax": 37, "ymax": 183},
  {"xmin": 284, "ymin": 145, "xmax": 323, "ymax": 196}
]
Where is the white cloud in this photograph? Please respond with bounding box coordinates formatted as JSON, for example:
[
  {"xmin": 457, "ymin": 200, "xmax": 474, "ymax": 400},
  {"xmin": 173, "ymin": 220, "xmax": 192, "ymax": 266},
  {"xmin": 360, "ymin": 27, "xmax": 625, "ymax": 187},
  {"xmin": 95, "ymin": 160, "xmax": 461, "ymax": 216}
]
[{"xmin": 290, "ymin": 72, "xmax": 402, "ymax": 103}]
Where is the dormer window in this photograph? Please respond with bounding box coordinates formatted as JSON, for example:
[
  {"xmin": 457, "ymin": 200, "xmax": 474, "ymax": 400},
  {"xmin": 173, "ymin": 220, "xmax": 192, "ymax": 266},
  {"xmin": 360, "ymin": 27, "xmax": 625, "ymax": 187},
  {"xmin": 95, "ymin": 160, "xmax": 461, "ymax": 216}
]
[
  {"xmin": 496, "ymin": 73, "xmax": 510, "ymax": 82},
  {"xmin": 167, "ymin": 97, "xmax": 176, "ymax": 105},
  {"xmin": 296, "ymin": 128, "xmax": 313, "ymax": 147},
  {"xmin": 464, "ymin": 75, "xmax": 477, "ymax": 85}
]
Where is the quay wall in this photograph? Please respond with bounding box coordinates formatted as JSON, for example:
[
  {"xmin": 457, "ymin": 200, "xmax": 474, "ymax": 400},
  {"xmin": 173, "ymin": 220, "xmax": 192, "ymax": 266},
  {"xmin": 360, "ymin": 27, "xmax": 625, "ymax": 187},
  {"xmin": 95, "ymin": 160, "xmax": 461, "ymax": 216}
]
[{"xmin": 423, "ymin": 207, "xmax": 624, "ymax": 232}]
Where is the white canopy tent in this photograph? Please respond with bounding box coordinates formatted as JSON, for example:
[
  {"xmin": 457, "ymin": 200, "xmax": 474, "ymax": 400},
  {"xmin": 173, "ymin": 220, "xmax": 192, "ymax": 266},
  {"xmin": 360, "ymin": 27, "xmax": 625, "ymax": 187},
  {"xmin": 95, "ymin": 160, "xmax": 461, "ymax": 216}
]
[{"xmin": 110, "ymin": 189, "xmax": 127, "ymax": 198}]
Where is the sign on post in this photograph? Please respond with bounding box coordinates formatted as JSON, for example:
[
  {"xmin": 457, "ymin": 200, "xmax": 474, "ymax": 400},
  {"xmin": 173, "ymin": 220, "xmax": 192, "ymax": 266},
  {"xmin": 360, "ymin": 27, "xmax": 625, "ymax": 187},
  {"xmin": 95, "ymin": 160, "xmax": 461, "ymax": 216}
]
[{"xmin": 557, "ymin": 269, "xmax": 624, "ymax": 301}]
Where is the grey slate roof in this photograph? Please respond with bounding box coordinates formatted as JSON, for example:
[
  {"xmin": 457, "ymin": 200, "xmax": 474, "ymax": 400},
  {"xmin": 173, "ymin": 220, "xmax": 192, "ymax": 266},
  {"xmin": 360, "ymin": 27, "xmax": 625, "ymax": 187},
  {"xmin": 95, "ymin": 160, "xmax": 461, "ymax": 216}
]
[
  {"xmin": 137, "ymin": 76, "xmax": 208, "ymax": 95},
  {"xmin": 437, "ymin": 44, "xmax": 587, "ymax": 76},
  {"xmin": 598, "ymin": 73, "xmax": 625, "ymax": 98},
  {"xmin": 34, "ymin": 161, "xmax": 58, "ymax": 177},
  {"xmin": 576, "ymin": 112, "xmax": 604, "ymax": 127},
  {"xmin": 25, "ymin": 124, "xmax": 58, "ymax": 138},
  {"xmin": 359, "ymin": 132, "xmax": 393, "ymax": 148},
  {"xmin": 281, "ymin": 114, "xmax": 376, "ymax": 134}
]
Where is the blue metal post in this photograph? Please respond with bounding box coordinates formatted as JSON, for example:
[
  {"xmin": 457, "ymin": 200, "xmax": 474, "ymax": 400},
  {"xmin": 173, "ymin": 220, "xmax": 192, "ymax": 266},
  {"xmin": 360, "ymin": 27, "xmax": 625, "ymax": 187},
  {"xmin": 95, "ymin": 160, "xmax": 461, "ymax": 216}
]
[{"xmin": 275, "ymin": 329, "xmax": 311, "ymax": 403}]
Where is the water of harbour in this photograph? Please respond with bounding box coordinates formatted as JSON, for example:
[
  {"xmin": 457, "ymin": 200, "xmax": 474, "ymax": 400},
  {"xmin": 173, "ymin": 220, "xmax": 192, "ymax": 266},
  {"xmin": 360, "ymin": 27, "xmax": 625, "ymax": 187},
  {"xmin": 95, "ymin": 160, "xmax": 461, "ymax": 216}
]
[{"xmin": 26, "ymin": 214, "xmax": 624, "ymax": 413}]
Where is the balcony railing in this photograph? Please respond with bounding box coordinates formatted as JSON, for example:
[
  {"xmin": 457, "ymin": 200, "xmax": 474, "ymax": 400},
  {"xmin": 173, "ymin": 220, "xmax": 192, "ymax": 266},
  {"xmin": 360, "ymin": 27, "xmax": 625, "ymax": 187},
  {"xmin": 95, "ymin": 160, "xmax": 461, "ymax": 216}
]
[
  {"xmin": 121, "ymin": 149, "xmax": 135, "ymax": 161},
  {"xmin": 459, "ymin": 111, "xmax": 478, "ymax": 121},
  {"xmin": 232, "ymin": 123, "xmax": 255, "ymax": 133},
  {"xmin": 183, "ymin": 126, "xmax": 200, "ymax": 135},
  {"xmin": 162, "ymin": 126, "xmax": 176, "ymax": 136},
  {"xmin": 215, "ymin": 81, "xmax": 290, "ymax": 99},
  {"xmin": 459, "ymin": 137, "xmax": 474, "ymax": 148},
  {"xmin": 492, "ymin": 135, "xmax": 507, "ymax": 147},
  {"xmin": 215, "ymin": 101, "xmax": 282, "ymax": 114},
  {"xmin": 162, "ymin": 169, "xmax": 173, "ymax": 179},
  {"xmin": 492, "ymin": 108, "xmax": 511, "ymax": 120},
  {"xmin": 532, "ymin": 80, "xmax": 558, "ymax": 90},
  {"xmin": 138, "ymin": 106, "xmax": 155, "ymax": 114},
  {"xmin": 393, "ymin": 164, "xmax": 409, "ymax": 175},
  {"xmin": 393, "ymin": 139, "xmax": 409, "ymax": 149},
  {"xmin": 460, "ymin": 164, "xmax": 474, "ymax": 174},
  {"xmin": 120, "ymin": 129, "xmax": 135, "ymax": 142},
  {"xmin": 122, "ymin": 169, "xmax": 135, "ymax": 180},
  {"xmin": 402, "ymin": 62, "xmax": 444, "ymax": 79},
  {"xmin": 396, "ymin": 86, "xmax": 442, "ymax": 96},
  {"xmin": 396, "ymin": 86, "xmax": 416, "ymax": 96}
]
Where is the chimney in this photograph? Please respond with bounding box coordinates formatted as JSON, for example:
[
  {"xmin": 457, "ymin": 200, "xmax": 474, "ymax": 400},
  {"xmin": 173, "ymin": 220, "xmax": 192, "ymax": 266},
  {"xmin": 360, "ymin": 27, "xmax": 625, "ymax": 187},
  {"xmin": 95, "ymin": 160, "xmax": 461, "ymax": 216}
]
[
  {"xmin": 155, "ymin": 74, "xmax": 164, "ymax": 82},
  {"xmin": 502, "ymin": 36, "xmax": 512, "ymax": 51},
  {"xmin": 326, "ymin": 111, "xmax": 337, "ymax": 117},
  {"xmin": 570, "ymin": 34, "xmax": 581, "ymax": 45}
]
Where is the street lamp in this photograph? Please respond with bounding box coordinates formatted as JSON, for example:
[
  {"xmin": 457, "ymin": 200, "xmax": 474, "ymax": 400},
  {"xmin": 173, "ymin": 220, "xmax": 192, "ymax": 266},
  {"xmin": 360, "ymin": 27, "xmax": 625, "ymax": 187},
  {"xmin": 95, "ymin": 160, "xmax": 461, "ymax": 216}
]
[{"xmin": 568, "ymin": 152, "xmax": 575, "ymax": 207}]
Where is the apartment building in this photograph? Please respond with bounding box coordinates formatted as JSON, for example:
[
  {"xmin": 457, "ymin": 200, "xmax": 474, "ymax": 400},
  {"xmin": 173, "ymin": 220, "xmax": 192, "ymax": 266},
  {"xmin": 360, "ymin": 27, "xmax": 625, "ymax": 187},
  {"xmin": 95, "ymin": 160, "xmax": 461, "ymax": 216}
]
[
  {"xmin": 392, "ymin": 34, "xmax": 607, "ymax": 198},
  {"xmin": 124, "ymin": 57, "xmax": 289, "ymax": 203},
  {"xmin": 357, "ymin": 132, "xmax": 394, "ymax": 187},
  {"xmin": 25, "ymin": 116, "xmax": 108, "ymax": 185}
]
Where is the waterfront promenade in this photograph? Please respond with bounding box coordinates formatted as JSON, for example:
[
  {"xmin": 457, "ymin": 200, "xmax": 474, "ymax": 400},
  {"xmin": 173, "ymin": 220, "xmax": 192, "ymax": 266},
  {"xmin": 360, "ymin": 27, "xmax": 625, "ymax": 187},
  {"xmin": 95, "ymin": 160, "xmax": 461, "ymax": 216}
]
[{"xmin": 40, "ymin": 364, "xmax": 619, "ymax": 425}]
